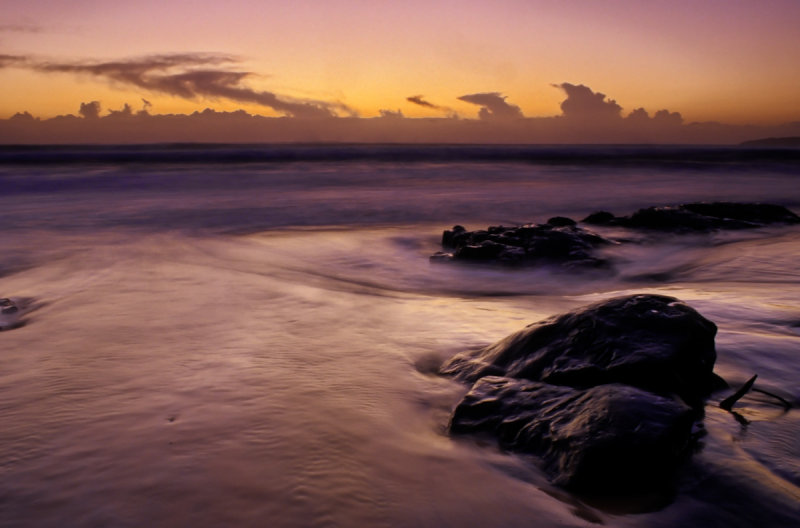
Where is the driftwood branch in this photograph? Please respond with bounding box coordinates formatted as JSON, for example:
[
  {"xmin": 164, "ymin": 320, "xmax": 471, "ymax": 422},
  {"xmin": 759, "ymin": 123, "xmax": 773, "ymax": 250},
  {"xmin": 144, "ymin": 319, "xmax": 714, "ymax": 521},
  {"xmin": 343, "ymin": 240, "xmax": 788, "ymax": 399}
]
[
  {"xmin": 720, "ymin": 375, "xmax": 757, "ymax": 411},
  {"xmin": 751, "ymin": 387, "xmax": 793, "ymax": 411}
]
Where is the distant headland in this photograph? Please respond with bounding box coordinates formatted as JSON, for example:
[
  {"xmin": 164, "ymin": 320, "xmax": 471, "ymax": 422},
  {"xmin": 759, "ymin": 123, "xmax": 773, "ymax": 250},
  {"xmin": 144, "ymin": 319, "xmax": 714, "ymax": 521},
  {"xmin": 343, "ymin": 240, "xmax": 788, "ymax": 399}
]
[{"xmin": 740, "ymin": 137, "xmax": 800, "ymax": 148}]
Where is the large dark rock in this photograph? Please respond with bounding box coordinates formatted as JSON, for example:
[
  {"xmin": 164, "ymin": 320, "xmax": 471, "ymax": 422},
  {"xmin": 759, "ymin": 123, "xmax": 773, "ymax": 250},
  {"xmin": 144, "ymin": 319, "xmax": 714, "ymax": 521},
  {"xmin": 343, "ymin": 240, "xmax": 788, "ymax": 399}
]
[
  {"xmin": 450, "ymin": 377, "xmax": 694, "ymax": 492},
  {"xmin": 442, "ymin": 294, "xmax": 720, "ymax": 496},
  {"xmin": 441, "ymin": 294, "xmax": 718, "ymax": 407},
  {"xmin": 582, "ymin": 202, "xmax": 800, "ymax": 232},
  {"xmin": 431, "ymin": 222, "xmax": 612, "ymax": 269}
]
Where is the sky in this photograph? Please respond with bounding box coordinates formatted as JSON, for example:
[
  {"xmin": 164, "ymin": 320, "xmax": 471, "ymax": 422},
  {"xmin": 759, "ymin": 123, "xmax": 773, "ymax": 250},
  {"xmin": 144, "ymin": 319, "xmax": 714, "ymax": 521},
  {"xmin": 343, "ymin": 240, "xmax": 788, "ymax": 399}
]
[{"xmin": 1, "ymin": 0, "xmax": 799, "ymax": 143}]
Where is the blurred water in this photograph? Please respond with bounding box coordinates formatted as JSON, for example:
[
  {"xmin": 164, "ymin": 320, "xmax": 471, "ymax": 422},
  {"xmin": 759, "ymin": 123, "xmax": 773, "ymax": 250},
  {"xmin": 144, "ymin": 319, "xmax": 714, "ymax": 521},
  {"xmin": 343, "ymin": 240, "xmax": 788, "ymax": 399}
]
[{"xmin": 1, "ymin": 146, "xmax": 799, "ymax": 527}]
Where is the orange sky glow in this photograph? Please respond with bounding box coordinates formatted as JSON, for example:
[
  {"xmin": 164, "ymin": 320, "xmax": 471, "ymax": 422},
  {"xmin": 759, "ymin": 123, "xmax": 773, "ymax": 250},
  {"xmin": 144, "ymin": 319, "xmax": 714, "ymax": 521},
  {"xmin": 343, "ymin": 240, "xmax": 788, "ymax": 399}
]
[{"xmin": 1, "ymin": 0, "xmax": 799, "ymax": 143}]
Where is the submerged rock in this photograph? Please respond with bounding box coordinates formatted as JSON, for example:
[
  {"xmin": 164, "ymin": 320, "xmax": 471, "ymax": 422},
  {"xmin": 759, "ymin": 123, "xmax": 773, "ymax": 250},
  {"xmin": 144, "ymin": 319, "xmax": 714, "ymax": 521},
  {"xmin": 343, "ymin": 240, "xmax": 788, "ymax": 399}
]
[
  {"xmin": 1, "ymin": 298, "xmax": 18, "ymax": 315},
  {"xmin": 450, "ymin": 377, "xmax": 694, "ymax": 492},
  {"xmin": 582, "ymin": 202, "xmax": 800, "ymax": 232},
  {"xmin": 441, "ymin": 294, "xmax": 718, "ymax": 407},
  {"xmin": 442, "ymin": 294, "xmax": 720, "ymax": 495},
  {"xmin": 432, "ymin": 222, "xmax": 612, "ymax": 269},
  {"xmin": 0, "ymin": 298, "xmax": 22, "ymax": 330}
]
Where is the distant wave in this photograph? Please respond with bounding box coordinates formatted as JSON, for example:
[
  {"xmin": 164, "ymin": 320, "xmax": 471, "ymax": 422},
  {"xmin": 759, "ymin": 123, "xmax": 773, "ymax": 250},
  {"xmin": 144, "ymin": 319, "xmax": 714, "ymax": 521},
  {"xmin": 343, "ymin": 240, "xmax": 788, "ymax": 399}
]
[{"xmin": 2, "ymin": 143, "xmax": 800, "ymax": 167}]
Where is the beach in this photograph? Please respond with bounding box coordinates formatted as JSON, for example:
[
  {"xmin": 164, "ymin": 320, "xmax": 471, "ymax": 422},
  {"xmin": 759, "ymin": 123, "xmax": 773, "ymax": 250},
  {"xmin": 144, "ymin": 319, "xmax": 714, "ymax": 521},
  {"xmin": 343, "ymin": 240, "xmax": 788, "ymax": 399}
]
[{"xmin": 1, "ymin": 145, "xmax": 799, "ymax": 527}]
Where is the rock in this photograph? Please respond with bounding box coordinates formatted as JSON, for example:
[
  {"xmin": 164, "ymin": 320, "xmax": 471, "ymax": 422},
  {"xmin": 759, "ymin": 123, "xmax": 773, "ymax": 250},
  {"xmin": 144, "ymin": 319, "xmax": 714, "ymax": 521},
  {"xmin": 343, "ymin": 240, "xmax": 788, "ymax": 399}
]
[
  {"xmin": 1, "ymin": 298, "xmax": 18, "ymax": 315},
  {"xmin": 625, "ymin": 206, "xmax": 755, "ymax": 231},
  {"xmin": 442, "ymin": 294, "xmax": 720, "ymax": 496},
  {"xmin": 454, "ymin": 240, "xmax": 508, "ymax": 261},
  {"xmin": 582, "ymin": 202, "xmax": 800, "ymax": 232},
  {"xmin": 434, "ymin": 223, "xmax": 613, "ymax": 269},
  {"xmin": 429, "ymin": 251, "xmax": 453, "ymax": 263},
  {"xmin": 441, "ymin": 224, "xmax": 467, "ymax": 247},
  {"xmin": 582, "ymin": 211, "xmax": 617, "ymax": 225},
  {"xmin": 546, "ymin": 216, "xmax": 577, "ymax": 227},
  {"xmin": 0, "ymin": 298, "xmax": 22, "ymax": 330},
  {"xmin": 450, "ymin": 377, "xmax": 694, "ymax": 493},
  {"xmin": 441, "ymin": 294, "xmax": 718, "ymax": 408},
  {"xmin": 681, "ymin": 202, "xmax": 800, "ymax": 225}
]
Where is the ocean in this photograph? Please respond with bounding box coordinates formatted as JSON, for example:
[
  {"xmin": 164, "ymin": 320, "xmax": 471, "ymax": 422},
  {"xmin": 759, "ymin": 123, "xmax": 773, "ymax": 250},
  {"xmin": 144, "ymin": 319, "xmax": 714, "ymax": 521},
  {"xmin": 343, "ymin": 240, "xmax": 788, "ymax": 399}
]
[{"xmin": 1, "ymin": 144, "xmax": 799, "ymax": 527}]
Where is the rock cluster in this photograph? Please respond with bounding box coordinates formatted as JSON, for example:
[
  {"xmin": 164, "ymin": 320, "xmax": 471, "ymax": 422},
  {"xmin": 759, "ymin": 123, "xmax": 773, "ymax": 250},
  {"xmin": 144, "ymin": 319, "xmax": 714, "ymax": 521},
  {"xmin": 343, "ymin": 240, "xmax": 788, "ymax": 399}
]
[
  {"xmin": 431, "ymin": 202, "xmax": 799, "ymax": 268},
  {"xmin": 441, "ymin": 294, "xmax": 720, "ymax": 493},
  {"xmin": 431, "ymin": 220, "xmax": 611, "ymax": 269},
  {"xmin": 583, "ymin": 202, "xmax": 800, "ymax": 231}
]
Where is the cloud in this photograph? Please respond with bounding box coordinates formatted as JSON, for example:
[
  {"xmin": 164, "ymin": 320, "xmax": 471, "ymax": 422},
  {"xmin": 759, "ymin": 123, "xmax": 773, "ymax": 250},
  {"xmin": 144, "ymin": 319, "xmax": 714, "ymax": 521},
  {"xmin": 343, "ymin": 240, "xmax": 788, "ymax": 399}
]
[
  {"xmin": 79, "ymin": 101, "xmax": 101, "ymax": 119},
  {"xmin": 407, "ymin": 95, "xmax": 438, "ymax": 109},
  {"xmin": 653, "ymin": 109, "xmax": 683, "ymax": 126},
  {"xmin": 407, "ymin": 95, "xmax": 460, "ymax": 117},
  {"xmin": 0, "ymin": 54, "xmax": 29, "ymax": 68},
  {"xmin": 0, "ymin": 73, "xmax": 759, "ymax": 144},
  {"xmin": 10, "ymin": 111, "xmax": 36, "ymax": 121},
  {"xmin": 627, "ymin": 107, "xmax": 650, "ymax": 123},
  {"xmin": 556, "ymin": 83, "xmax": 622, "ymax": 120},
  {"xmin": 11, "ymin": 53, "xmax": 349, "ymax": 118},
  {"xmin": 379, "ymin": 109, "xmax": 404, "ymax": 118},
  {"xmin": 457, "ymin": 92, "xmax": 523, "ymax": 120},
  {"xmin": 4, "ymin": 101, "xmax": 800, "ymax": 145},
  {"xmin": 107, "ymin": 103, "xmax": 133, "ymax": 118},
  {"xmin": 625, "ymin": 107, "xmax": 683, "ymax": 127}
]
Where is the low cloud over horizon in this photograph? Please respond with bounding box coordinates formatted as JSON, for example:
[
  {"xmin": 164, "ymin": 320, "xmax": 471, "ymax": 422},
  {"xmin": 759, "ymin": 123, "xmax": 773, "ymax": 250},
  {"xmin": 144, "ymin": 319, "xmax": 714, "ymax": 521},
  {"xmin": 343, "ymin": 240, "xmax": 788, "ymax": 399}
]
[{"xmin": 2, "ymin": 52, "xmax": 799, "ymax": 144}]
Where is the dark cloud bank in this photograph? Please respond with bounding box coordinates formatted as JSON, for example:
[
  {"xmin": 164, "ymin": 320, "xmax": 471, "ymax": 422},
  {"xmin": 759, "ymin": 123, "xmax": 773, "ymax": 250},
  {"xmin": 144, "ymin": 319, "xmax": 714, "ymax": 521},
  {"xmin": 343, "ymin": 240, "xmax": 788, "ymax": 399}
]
[{"xmin": 2, "ymin": 53, "xmax": 799, "ymax": 144}]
